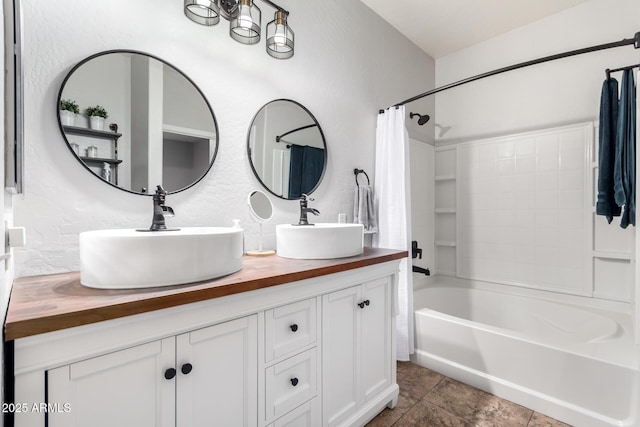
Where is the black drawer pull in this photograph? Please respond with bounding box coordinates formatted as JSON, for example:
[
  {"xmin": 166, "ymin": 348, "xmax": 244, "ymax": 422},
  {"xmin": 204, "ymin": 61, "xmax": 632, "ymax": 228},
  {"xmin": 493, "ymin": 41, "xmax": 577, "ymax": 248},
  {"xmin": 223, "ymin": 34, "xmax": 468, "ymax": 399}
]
[
  {"xmin": 164, "ymin": 368, "xmax": 176, "ymax": 380},
  {"xmin": 358, "ymin": 301, "xmax": 365, "ymax": 309},
  {"xmin": 181, "ymin": 363, "xmax": 193, "ymax": 375},
  {"xmin": 290, "ymin": 377, "xmax": 299, "ymax": 387},
  {"xmin": 290, "ymin": 324, "xmax": 299, "ymax": 332},
  {"xmin": 364, "ymin": 299, "xmax": 370, "ymax": 306}
]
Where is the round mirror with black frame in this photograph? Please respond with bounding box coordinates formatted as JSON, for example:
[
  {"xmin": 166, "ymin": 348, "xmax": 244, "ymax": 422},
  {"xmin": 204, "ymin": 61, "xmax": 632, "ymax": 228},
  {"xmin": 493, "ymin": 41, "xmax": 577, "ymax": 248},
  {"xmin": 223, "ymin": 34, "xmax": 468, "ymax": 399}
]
[
  {"xmin": 57, "ymin": 50, "xmax": 219, "ymax": 195},
  {"xmin": 247, "ymin": 99, "xmax": 327, "ymax": 200}
]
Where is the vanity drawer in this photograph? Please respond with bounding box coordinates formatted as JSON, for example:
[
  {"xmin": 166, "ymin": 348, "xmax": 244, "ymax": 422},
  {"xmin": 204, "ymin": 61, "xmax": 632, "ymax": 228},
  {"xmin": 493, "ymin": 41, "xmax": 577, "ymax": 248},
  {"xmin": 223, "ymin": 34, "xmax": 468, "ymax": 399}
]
[
  {"xmin": 267, "ymin": 397, "xmax": 319, "ymax": 427},
  {"xmin": 265, "ymin": 349, "xmax": 317, "ymax": 421},
  {"xmin": 265, "ymin": 298, "xmax": 317, "ymax": 362}
]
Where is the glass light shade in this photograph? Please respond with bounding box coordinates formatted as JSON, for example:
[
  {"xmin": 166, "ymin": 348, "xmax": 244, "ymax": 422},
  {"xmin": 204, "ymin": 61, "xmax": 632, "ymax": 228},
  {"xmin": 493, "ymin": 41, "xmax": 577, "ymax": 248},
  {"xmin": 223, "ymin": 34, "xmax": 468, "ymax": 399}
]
[
  {"xmin": 184, "ymin": 0, "xmax": 220, "ymax": 26},
  {"xmin": 230, "ymin": 0, "xmax": 261, "ymax": 45},
  {"xmin": 266, "ymin": 11, "xmax": 294, "ymax": 59}
]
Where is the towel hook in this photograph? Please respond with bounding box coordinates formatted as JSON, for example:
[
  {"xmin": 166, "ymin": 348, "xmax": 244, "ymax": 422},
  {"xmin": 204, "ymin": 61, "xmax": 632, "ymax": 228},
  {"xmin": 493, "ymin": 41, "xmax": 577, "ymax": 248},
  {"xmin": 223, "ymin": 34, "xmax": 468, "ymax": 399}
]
[{"xmin": 354, "ymin": 168, "xmax": 370, "ymax": 187}]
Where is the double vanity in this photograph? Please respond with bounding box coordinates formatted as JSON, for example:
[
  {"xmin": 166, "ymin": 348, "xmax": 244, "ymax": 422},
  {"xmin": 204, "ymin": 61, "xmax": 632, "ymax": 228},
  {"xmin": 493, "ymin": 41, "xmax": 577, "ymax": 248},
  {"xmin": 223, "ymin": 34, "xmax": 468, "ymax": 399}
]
[{"xmin": 7, "ymin": 245, "xmax": 405, "ymax": 427}]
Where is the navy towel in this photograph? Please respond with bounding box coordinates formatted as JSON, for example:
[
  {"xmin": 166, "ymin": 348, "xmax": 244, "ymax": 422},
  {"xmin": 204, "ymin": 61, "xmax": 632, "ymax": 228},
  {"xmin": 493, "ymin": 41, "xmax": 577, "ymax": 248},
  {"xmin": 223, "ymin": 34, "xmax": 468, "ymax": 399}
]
[
  {"xmin": 596, "ymin": 77, "xmax": 621, "ymax": 223},
  {"xmin": 613, "ymin": 70, "xmax": 636, "ymax": 228},
  {"xmin": 288, "ymin": 145, "xmax": 325, "ymax": 198}
]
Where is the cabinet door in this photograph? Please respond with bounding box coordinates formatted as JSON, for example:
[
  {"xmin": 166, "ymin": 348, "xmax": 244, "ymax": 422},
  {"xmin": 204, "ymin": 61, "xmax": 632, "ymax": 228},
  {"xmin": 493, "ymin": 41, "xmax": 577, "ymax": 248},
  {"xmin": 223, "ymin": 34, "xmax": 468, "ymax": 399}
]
[
  {"xmin": 322, "ymin": 286, "xmax": 360, "ymax": 427},
  {"xmin": 360, "ymin": 277, "xmax": 392, "ymax": 403},
  {"xmin": 47, "ymin": 338, "xmax": 176, "ymax": 427},
  {"xmin": 176, "ymin": 315, "xmax": 258, "ymax": 427}
]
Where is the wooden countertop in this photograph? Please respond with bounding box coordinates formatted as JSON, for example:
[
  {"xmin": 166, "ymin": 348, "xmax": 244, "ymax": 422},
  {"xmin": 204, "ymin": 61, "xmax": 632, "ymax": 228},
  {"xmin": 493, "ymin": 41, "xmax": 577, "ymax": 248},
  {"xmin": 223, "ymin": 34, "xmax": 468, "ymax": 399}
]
[{"xmin": 5, "ymin": 247, "xmax": 406, "ymax": 341}]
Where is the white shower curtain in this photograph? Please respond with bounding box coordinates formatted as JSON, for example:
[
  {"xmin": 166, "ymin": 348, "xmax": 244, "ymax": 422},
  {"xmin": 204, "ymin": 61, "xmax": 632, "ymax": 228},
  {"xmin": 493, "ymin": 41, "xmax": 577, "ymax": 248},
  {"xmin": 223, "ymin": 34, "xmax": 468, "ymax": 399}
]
[{"xmin": 373, "ymin": 106, "xmax": 414, "ymax": 361}]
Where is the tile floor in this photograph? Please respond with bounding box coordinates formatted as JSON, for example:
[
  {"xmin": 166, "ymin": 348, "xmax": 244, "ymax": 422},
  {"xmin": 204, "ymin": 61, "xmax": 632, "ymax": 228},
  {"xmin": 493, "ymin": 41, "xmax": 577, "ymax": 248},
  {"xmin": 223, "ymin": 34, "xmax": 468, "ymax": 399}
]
[{"xmin": 366, "ymin": 362, "xmax": 571, "ymax": 427}]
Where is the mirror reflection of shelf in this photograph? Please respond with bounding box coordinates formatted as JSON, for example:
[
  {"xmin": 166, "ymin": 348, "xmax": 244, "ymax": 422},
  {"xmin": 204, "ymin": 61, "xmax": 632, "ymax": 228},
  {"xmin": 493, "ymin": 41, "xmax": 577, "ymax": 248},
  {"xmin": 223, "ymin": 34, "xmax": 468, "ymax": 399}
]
[
  {"xmin": 79, "ymin": 156, "xmax": 123, "ymax": 165},
  {"xmin": 62, "ymin": 125, "xmax": 122, "ymax": 140},
  {"xmin": 63, "ymin": 125, "xmax": 122, "ymax": 185}
]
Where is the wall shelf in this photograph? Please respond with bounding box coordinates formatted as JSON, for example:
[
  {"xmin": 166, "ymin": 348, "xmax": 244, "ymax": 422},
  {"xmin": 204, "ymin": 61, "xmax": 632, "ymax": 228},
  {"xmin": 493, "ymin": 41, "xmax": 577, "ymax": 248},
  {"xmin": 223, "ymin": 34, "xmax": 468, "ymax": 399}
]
[
  {"xmin": 435, "ymin": 174, "xmax": 456, "ymax": 181},
  {"xmin": 435, "ymin": 241, "xmax": 456, "ymax": 247}
]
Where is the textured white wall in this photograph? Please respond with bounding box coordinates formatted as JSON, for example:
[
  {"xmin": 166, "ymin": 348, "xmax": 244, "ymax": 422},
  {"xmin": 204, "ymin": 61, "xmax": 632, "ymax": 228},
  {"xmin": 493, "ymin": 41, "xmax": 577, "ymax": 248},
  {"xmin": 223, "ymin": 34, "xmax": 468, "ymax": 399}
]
[
  {"xmin": 14, "ymin": 0, "xmax": 434, "ymax": 276},
  {"xmin": 435, "ymin": 0, "xmax": 640, "ymax": 143}
]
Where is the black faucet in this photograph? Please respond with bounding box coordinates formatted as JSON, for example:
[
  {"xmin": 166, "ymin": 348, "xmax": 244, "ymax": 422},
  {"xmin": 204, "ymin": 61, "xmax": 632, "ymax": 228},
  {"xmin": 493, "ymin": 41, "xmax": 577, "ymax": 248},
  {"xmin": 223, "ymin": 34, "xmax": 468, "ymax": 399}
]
[
  {"xmin": 297, "ymin": 194, "xmax": 320, "ymax": 226},
  {"xmin": 139, "ymin": 185, "xmax": 179, "ymax": 232}
]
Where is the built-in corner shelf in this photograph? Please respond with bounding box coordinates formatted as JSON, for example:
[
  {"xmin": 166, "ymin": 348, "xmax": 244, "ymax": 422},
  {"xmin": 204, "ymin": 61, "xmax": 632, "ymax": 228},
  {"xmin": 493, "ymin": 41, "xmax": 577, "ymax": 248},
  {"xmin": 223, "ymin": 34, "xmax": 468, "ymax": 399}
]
[
  {"xmin": 593, "ymin": 251, "xmax": 632, "ymax": 261},
  {"xmin": 434, "ymin": 146, "xmax": 458, "ymax": 279},
  {"xmin": 435, "ymin": 208, "xmax": 456, "ymax": 214}
]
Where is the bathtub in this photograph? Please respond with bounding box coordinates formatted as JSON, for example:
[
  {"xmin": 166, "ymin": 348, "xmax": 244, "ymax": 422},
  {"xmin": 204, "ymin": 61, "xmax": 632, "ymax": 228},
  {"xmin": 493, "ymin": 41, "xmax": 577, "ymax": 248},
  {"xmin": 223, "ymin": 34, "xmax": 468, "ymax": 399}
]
[{"xmin": 411, "ymin": 279, "xmax": 639, "ymax": 427}]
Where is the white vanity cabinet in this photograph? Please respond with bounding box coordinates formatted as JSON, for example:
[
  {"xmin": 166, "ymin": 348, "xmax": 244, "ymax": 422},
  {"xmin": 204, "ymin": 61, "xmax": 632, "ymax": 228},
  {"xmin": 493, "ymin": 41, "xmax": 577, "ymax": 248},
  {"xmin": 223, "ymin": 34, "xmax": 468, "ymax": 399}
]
[
  {"xmin": 46, "ymin": 316, "xmax": 257, "ymax": 427},
  {"xmin": 322, "ymin": 277, "xmax": 395, "ymax": 427},
  {"xmin": 8, "ymin": 251, "xmax": 403, "ymax": 427}
]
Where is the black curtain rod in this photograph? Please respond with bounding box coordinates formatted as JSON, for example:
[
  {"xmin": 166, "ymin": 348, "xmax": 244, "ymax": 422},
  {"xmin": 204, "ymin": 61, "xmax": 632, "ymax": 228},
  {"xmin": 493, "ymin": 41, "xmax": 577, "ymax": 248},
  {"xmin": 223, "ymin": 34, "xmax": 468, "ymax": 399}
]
[
  {"xmin": 388, "ymin": 31, "xmax": 640, "ymax": 109},
  {"xmin": 276, "ymin": 124, "xmax": 317, "ymax": 142}
]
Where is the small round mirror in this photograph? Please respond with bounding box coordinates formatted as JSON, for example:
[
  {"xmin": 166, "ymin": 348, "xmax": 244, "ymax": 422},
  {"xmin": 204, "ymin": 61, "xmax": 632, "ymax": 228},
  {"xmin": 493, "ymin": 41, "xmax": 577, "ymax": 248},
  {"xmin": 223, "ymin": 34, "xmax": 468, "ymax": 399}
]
[
  {"xmin": 247, "ymin": 99, "xmax": 326, "ymax": 200},
  {"xmin": 246, "ymin": 190, "xmax": 275, "ymax": 256},
  {"xmin": 248, "ymin": 190, "xmax": 273, "ymax": 222}
]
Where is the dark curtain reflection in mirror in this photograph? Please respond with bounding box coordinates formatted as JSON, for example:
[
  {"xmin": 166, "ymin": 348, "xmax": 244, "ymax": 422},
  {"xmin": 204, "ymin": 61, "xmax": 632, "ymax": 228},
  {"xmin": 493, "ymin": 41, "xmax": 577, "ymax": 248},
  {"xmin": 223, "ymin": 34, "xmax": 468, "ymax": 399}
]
[
  {"xmin": 247, "ymin": 99, "xmax": 327, "ymax": 200},
  {"xmin": 57, "ymin": 50, "xmax": 218, "ymax": 195}
]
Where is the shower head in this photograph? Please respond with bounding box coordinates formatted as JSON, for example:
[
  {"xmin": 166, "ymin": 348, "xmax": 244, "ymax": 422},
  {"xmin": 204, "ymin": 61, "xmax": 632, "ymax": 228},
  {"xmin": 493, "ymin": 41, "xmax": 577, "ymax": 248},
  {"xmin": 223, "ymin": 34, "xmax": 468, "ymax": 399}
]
[{"xmin": 409, "ymin": 112, "xmax": 430, "ymax": 125}]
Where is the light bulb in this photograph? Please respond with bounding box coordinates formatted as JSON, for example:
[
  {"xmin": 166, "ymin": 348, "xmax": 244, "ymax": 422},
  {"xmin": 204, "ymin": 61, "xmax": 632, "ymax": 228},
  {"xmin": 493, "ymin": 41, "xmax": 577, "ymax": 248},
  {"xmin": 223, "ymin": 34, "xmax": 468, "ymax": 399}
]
[
  {"xmin": 273, "ymin": 23, "xmax": 287, "ymax": 46},
  {"xmin": 237, "ymin": 5, "xmax": 253, "ymax": 29}
]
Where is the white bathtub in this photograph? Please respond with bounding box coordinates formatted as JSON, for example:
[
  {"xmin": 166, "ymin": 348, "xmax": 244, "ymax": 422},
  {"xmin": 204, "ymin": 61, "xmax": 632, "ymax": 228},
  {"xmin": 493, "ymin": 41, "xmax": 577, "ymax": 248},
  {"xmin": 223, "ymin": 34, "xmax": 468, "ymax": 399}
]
[{"xmin": 412, "ymin": 280, "xmax": 639, "ymax": 427}]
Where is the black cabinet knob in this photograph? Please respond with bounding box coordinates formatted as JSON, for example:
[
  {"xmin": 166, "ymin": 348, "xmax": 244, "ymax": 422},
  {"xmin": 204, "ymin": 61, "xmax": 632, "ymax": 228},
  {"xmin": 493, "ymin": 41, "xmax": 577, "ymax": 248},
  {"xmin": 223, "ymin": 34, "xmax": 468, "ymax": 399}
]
[
  {"xmin": 290, "ymin": 324, "xmax": 299, "ymax": 332},
  {"xmin": 181, "ymin": 363, "xmax": 193, "ymax": 375},
  {"xmin": 290, "ymin": 377, "xmax": 299, "ymax": 387},
  {"xmin": 358, "ymin": 300, "xmax": 371, "ymax": 309},
  {"xmin": 164, "ymin": 368, "xmax": 176, "ymax": 380}
]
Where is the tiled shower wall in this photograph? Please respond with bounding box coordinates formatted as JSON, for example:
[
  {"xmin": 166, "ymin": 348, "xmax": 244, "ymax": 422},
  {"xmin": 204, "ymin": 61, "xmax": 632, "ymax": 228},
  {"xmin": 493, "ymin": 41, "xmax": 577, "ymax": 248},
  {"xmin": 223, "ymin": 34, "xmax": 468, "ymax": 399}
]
[{"xmin": 435, "ymin": 122, "xmax": 634, "ymax": 302}]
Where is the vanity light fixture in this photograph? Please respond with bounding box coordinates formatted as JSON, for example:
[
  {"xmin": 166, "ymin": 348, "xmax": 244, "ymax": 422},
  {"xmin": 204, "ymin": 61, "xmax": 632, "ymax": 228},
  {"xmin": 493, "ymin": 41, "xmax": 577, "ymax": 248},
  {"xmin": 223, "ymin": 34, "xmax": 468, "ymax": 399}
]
[
  {"xmin": 184, "ymin": 0, "xmax": 294, "ymax": 59},
  {"xmin": 230, "ymin": 0, "xmax": 261, "ymax": 45},
  {"xmin": 266, "ymin": 10, "xmax": 294, "ymax": 59},
  {"xmin": 184, "ymin": 0, "xmax": 220, "ymax": 26}
]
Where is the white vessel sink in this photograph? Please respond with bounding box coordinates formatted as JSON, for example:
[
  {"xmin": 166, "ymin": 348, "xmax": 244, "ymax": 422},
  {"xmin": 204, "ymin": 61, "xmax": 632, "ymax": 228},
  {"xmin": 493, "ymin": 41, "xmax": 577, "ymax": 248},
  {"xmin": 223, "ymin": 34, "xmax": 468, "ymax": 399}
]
[
  {"xmin": 80, "ymin": 227, "xmax": 243, "ymax": 289},
  {"xmin": 276, "ymin": 223, "xmax": 364, "ymax": 259}
]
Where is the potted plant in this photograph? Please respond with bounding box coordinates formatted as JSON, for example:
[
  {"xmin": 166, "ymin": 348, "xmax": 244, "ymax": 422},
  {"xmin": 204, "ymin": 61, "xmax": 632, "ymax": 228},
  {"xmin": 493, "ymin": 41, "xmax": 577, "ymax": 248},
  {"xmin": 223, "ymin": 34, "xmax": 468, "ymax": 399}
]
[
  {"xmin": 85, "ymin": 105, "xmax": 109, "ymax": 131},
  {"xmin": 59, "ymin": 99, "xmax": 79, "ymax": 126}
]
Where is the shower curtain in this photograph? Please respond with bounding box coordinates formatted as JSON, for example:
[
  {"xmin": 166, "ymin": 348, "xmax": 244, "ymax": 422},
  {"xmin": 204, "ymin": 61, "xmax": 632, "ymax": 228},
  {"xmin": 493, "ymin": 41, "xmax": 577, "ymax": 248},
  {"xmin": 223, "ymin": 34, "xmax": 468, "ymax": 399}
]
[{"xmin": 373, "ymin": 106, "xmax": 413, "ymax": 361}]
